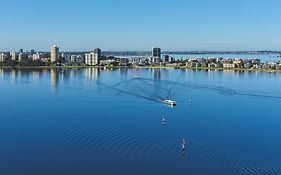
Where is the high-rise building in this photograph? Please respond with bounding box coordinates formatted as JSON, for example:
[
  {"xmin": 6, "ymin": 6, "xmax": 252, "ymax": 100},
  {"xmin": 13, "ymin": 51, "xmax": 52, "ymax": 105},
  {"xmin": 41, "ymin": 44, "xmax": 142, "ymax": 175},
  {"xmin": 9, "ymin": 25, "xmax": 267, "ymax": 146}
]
[
  {"xmin": 152, "ymin": 47, "xmax": 161, "ymax": 58},
  {"xmin": 10, "ymin": 51, "xmax": 17, "ymax": 61},
  {"xmin": 151, "ymin": 47, "xmax": 161, "ymax": 63},
  {"xmin": 30, "ymin": 49, "xmax": 35, "ymax": 55},
  {"xmin": 50, "ymin": 45, "xmax": 59, "ymax": 62},
  {"xmin": 18, "ymin": 53, "xmax": 24, "ymax": 62},
  {"xmin": 0, "ymin": 52, "xmax": 7, "ymax": 62},
  {"xmin": 85, "ymin": 48, "xmax": 101, "ymax": 66},
  {"xmin": 94, "ymin": 48, "xmax": 101, "ymax": 59},
  {"xmin": 19, "ymin": 49, "xmax": 23, "ymax": 53},
  {"xmin": 61, "ymin": 52, "xmax": 71, "ymax": 63}
]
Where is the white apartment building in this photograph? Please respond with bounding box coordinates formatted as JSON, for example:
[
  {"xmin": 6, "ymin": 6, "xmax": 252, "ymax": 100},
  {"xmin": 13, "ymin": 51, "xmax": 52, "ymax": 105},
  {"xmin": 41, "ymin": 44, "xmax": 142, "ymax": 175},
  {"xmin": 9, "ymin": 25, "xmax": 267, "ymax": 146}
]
[
  {"xmin": 32, "ymin": 53, "xmax": 43, "ymax": 61},
  {"xmin": 0, "ymin": 52, "xmax": 7, "ymax": 62},
  {"xmin": 10, "ymin": 51, "xmax": 17, "ymax": 60},
  {"xmin": 85, "ymin": 52, "xmax": 100, "ymax": 66}
]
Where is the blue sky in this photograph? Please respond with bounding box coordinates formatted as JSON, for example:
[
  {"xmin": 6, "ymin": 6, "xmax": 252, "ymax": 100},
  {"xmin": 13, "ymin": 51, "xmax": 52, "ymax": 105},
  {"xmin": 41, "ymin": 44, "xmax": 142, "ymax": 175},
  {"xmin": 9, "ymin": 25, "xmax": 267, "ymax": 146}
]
[{"xmin": 0, "ymin": 0, "xmax": 281, "ymax": 51}]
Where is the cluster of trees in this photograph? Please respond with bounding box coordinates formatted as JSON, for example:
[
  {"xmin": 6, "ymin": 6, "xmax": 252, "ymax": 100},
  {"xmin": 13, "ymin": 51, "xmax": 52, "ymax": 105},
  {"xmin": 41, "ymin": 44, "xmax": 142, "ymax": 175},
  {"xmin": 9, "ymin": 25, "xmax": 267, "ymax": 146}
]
[{"xmin": 0, "ymin": 57, "xmax": 52, "ymax": 67}]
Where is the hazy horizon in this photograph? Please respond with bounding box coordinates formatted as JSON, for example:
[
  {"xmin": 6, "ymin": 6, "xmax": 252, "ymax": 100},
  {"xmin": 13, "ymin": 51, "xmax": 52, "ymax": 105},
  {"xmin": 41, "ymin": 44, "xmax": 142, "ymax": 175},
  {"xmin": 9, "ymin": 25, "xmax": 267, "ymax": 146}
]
[{"xmin": 1, "ymin": 49, "xmax": 281, "ymax": 53}]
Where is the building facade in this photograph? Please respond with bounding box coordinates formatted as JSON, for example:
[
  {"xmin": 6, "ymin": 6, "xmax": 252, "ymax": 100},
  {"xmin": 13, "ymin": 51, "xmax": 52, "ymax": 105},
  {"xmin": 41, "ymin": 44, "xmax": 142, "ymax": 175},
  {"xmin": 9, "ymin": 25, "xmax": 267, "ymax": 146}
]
[
  {"xmin": 70, "ymin": 55, "xmax": 84, "ymax": 63},
  {"xmin": 50, "ymin": 45, "xmax": 59, "ymax": 62},
  {"xmin": 162, "ymin": 54, "xmax": 175, "ymax": 63},
  {"xmin": 0, "ymin": 52, "xmax": 7, "ymax": 62},
  {"xmin": 32, "ymin": 53, "xmax": 43, "ymax": 61},
  {"xmin": 151, "ymin": 47, "xmax": 161, "ymax": 63},
  {"xmin": 85, "ymin": 48, "xmax": 101, "ymax": 66},
  {"xmin": 61, "ymin": 52, "xmax": 71, "ymax": 63},
  {"xmin": 18, "ymin": 53, "xmax": 24, "ymax": 62},
  {"xmin": 10, "ymin": 51, "xmax": 17, "ymax": 61}
]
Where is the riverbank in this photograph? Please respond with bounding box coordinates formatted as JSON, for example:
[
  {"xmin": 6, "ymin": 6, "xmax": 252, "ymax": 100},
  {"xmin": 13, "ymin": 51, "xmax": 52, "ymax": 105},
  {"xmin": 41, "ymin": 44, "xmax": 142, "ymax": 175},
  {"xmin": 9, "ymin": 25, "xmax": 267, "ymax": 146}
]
[
  {"xmin": 132, "ymin": 66, "xmax": 281, "ymax": 73},
  {"xmin": 1, "ymin": 65, "xmax": 281, "ymax": 73}
]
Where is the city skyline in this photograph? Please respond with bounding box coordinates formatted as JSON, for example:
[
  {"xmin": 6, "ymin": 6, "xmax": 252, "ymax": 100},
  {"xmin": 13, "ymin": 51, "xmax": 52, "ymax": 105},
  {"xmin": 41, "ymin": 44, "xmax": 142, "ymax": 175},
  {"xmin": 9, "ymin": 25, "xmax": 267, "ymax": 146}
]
[{"xmin": 1, "ymin": 0, "xmax": 281, "ymax": 51}]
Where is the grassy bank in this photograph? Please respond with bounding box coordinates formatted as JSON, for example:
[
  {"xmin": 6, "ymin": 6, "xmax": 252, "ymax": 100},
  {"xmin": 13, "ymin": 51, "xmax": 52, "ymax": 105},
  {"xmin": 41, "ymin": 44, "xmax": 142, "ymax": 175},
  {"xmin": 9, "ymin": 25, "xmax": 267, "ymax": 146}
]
[
  {"xmin": 1, "ymin": 65, "xmax": 281, "ymax": 73},
  {"xmin": 132, "ymin": 66, "xmax": 281, "ymax": 73}
]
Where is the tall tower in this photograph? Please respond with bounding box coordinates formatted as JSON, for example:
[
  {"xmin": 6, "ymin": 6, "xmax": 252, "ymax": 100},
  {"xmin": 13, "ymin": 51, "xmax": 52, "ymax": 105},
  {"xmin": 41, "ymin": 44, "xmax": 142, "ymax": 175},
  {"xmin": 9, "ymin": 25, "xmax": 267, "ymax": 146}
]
[
  {"xmin": 151, "ymin": 47, "xmax": 161, "ymax": 63},
  {"xmin": 10, "ymin": 51, "xmax": 17, "ymax": 61},
  {"xmin": 94, "ymin": 48, "xmax": 101, "ymax": 64},
  {"xmin": 50, "ymin": 45, "xmax": 59, "ymax": 62},
  {"xmin": 152, "ymin": 47, "xmax": 161, "ymax": 58}
]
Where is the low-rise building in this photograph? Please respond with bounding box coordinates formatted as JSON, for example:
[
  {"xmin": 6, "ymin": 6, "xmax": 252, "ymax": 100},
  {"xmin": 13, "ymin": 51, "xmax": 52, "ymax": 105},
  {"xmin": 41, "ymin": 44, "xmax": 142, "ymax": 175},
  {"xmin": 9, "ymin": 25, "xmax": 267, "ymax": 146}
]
[
  {"xmin": 208, "ymin": 63, "xmax": 216, "ymax": 68},
  {"xmin": 162, "ymin": 54, "xmax": 175, "ymax": 63},
  {"xmin": 0, "ymin": 52, "xmax": 7, "ymax": 62},
  {"xmin": 223, "ymin": 63, "xmax": 236, "ymax": 68},
  {"xmin": 200, "ymin": 61, "xmax": 208, "ymax": 67},
  {"xmin": 262, "ymin": 63, "xmax": 271, "ymax": 69},
  {"xmin": 71, "ymin": 55, "xmax": 84, "ymax": 63},
  {"xmin": 252, "ymin": 59, "xmax": 261, "ymax": 64},
  {"xmin": 118, "ymin": 58, "xmax": 129, "ymax": 66},
  {"xmin": 32, "ymin": 53, "xmax": 44, "ymax": 61},
  {"xmin": 18, "ymin": 53, "xmax": 26, "ymax": 62},
  {"xmin": 244, "ymin": 62, "xmax": 253, "ymax": 69}
]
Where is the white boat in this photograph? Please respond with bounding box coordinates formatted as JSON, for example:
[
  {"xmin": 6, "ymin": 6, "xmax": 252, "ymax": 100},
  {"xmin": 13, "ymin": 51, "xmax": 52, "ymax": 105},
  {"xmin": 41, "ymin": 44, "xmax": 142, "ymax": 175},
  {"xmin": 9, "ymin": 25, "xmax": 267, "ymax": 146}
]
[{"xmin": 163, "ymin": 99, "xmax": 176, "ymax": 106}]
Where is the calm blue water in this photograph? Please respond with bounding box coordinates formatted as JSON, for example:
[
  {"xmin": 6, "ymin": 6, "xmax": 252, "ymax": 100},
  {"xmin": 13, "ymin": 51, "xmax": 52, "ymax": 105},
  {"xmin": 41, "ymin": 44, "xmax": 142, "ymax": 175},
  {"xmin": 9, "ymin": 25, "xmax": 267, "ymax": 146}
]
[{"xmin": 0, "ymin": 68, "xmax": 281, "ymax": 175}]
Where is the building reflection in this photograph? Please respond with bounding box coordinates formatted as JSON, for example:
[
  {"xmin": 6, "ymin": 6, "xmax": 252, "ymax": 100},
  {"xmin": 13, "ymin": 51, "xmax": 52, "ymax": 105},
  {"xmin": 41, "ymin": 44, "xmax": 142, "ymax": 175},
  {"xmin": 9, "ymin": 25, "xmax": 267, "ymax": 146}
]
[
  {"xmin": 152, "ymin": 68, "xmax": 161, "ymax": 96},
  {"xmin": 10, "ymin": 69, "xmax": 17, "ymax": 83},
  {"xmin": 152, "ymin": 68, "xmax": 161, "ymax": 80},
  {"xmin": 119, "ymin": 68, "xmax": 128, "ymax": 77},
  {"xmin": 84, "ymin": 68, "xmax": 101, "ymax": 90},
  {"xmin": 85, "ymin": 68, "xmax": 100, "ymax": 81},
  {"xmin": 32, "ymin": 71, "xmax": 40, "ymax": 81},
  {"xmin": 0, "ymin": 69, "xmax": 3, "ymax": 79},
  {"xmin": 50, "ymin": 69, "xmax": 59, "ymax": 89},
  {"xmin": 50, "ymin": 68, "xmax": 81, "ymax": 90}
]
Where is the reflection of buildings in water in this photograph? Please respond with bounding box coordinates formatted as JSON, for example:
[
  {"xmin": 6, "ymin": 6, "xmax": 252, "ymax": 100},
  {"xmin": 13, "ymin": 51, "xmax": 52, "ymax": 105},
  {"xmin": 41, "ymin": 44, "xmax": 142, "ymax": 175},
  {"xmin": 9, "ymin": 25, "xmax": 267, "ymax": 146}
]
[
  {"xmin": 19, "ymin": 70, "xmax": 31, "ymax": 80},
  {"xmin": 50, "ymin": 69, "xmax": 59, "ymax": 89},
  {"xmin": 119, "ymin": 68, "xmax": 128, "ymax": 77},
  {"xmin": 85, "ymin": 68, "xmax": 100, "ymax": 81},
  {"xmin": 183, "ymin": 69, "xmax": 200, "ymax": 82},
  {"xmin": 0, "ymin": 69, "xmax": 3, "ymax": 79},
  {"xmin": 152, "ymin": 69, "xmax": 161, "ymax": 95},
  {"xmin": 161, "ymin": 68, "xmax": 169, "ymax": 78},
  {"xmin": 152, "ymin": 68, "xmax": 161, "ymax": 80},
  {"xmin": 84, "ymin": 68, "xmax": 100, "ymax": 90},
  {"xmin": 61, "ymin": 69, "xmax": 71, "ymax": 82},
  {"xmin": 72, "ymin": 68, "xmax": 84, "ymax": 79},
  {"xmin": 131, "ymin": 68, "xmax": 141, "ymax": 78},
  {"xmin": 50, "ymin": 69, "xmax": 72, "ymax": 89},
  {"xmin": 32, "ymin": 71, "xmax": 40, "ymax": 81},
  {"xmin": 69, "ymin": 68, "xmax": 76, "ymax": 80},
  {"xmin": 10, "ymin": 70, "xmax": 17, "ymax": 83}
]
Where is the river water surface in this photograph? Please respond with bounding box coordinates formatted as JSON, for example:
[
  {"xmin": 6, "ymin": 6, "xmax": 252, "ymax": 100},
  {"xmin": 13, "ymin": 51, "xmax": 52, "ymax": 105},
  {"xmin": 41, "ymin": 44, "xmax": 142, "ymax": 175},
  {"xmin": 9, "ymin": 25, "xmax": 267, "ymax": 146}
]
[{"xmin": 0, "ymin": 68, "xmax": 281, "ymax": 175}]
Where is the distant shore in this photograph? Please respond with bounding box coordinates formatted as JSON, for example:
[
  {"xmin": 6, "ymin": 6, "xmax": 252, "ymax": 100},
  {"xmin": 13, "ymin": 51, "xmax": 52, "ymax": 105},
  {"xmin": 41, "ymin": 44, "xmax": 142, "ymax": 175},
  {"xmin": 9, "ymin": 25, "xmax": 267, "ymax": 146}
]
[
  {"xmin": 1, "ymin": 65, "xmax": 281, "ymax": 73},
  {"xmin": 135, "ymin": 66, "xmax": 281, "ymax": 73}
]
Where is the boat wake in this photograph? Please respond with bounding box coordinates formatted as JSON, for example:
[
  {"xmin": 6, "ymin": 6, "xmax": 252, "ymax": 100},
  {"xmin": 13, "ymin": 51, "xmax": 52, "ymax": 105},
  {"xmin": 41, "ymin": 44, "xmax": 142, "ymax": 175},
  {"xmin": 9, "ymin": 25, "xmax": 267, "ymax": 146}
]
[{"xmin": 104, "ymin": 77, "xmax": 281, "ymax": 102}]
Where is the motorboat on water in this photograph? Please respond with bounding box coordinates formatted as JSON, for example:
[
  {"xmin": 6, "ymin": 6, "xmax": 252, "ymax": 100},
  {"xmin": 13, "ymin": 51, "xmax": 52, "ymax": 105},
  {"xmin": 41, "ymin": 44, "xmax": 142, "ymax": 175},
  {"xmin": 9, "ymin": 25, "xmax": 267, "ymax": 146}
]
[{"xmin": 163, "ymin": 99, "xmax": 176, "ymax": 107}]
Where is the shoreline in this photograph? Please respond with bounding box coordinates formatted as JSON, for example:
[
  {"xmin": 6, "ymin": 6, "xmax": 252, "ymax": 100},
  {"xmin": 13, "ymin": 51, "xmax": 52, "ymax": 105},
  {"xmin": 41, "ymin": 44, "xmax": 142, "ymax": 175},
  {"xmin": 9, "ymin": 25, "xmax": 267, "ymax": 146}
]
[{"xmin": 1, "ymin": 65, "xmax": 281, "ymax": 73}]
